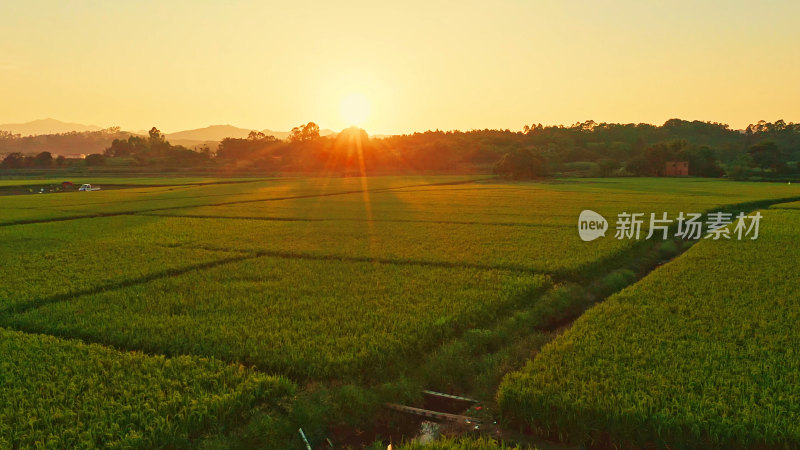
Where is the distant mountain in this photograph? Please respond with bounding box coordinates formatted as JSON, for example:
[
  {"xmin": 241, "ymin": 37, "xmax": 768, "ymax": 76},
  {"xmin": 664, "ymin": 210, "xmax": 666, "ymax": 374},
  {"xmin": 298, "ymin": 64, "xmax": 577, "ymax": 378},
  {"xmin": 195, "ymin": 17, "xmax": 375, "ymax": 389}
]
[
  {"xmin": 0, "ymin": 119, "xmax": 342, "ymax": 143},
  {"xmin": 259, "ymin": 128, "xmax": 338, "ymax": 140},
  {"xmin": 167, "ymin": 139, "xmax": 221, "ymax": 150},
  {"xmin": 164, "ymin": 125, "xmax": 337, "ymax": 143},
  {"xmin": 261, "ymin": 129, "xmax": 291, "ymax": 140},
  {"xmin": 0, "ymin": 118, "xmax": 103, "ymax": 135},
  {"xmin": 164, "ymin": 125, "xmax": 252, "ymax": 142}
]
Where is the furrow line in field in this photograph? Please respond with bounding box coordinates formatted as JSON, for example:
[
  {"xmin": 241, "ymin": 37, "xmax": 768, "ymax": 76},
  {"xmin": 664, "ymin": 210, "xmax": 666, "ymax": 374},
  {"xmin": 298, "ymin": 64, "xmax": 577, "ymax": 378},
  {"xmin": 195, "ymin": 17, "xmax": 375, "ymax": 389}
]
[
  {"xmin": 136, "ymin": 212, "xmax": 575, "ymax": 228},
  {"xmin": 0, "ymin": 213, "xmax": 135, "ymax": 226},
  {"xmin": 0, "ymin": 253, "xmax": 261, "ymax": 316},
  {"xmin": 150, "ymin": 242, "xmax": 548, "ymax": 276}
]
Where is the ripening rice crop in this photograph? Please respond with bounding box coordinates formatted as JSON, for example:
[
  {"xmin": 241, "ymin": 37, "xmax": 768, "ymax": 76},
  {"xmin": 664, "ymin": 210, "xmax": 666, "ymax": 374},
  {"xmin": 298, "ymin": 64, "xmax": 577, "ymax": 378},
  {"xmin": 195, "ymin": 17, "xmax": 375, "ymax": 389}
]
[
  {"xmin": 0, "ymin": 175, "xmax": 478, "ymax": 224},
  {"xmin": 0, "ymin": 215, "xmax": 236, "ymax": 312},
  {"xmin": 119, "ymin": 214, "xmax": 625, "ymax": 277},
  {"xmin": 134, "ymin": 178, "xmax": 800, "ymax": 278},
  {"xmin": 498, "ymin": 209, "xmax": 800, "ymax": 448},
  {"xmin": 399, "ymin": 436, "xmax": 529, "ymax": 449},
  {"xmin": 1, "ymin": 176, "xmax": 798, "ymax": 448},
  {"xmin": 770, "ymin": 199, "xmax": 800, "ymax": 209},
  {"xmin": 0, "ymin": 327, "xmax": 294, "ymax": 449},
  {"xmin": 4, "ymin": 255, "xmax": 550, "ymax": 380},
  {"xmin": 150, "ymin": 177, "xmax": 800, "ymax": 225}
]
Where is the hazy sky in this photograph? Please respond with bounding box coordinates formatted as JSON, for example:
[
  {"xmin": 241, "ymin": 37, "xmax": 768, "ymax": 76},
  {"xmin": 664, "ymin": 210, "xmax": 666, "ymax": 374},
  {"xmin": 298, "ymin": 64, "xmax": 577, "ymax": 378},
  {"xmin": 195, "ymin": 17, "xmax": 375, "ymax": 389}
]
[{"xmin": 1, "ymin": 0, "xmax": 799, "ymax": 134}]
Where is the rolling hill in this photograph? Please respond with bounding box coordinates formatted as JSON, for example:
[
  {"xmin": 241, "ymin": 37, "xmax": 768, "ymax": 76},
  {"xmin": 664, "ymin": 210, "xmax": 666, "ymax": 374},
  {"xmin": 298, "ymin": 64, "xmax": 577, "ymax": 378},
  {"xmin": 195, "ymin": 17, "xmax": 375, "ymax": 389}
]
[
  {"xmin": 0, "ymin": 118, "xmax": 103, "ymax": 135},
  {"xmin": 164, "ymin": 125, "xmax": 337, "ymax": 143},
  {"xmin": 0, "ymin": 119, "xmax": 346, "ymax": 151}
]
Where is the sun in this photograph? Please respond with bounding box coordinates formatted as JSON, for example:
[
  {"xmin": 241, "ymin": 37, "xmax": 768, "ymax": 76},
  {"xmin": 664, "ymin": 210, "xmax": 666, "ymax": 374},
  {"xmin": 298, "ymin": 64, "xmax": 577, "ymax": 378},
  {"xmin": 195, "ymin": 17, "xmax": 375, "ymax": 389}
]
[{"xmin": 340, "ymin": 93, "xmax": 371, "ymax": 127}]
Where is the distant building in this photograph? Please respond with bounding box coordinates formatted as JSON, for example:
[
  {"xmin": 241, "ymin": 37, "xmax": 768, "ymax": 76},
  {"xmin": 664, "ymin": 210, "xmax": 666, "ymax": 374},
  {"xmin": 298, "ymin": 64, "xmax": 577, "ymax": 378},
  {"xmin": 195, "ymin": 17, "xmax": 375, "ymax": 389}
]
[
  {"xmin": 63, "ymin": 153, "xmax": 86, "ymax": 159},
  {"xmin": 665, "ymin": 161, "xmax": 689, "ymax": 176}
]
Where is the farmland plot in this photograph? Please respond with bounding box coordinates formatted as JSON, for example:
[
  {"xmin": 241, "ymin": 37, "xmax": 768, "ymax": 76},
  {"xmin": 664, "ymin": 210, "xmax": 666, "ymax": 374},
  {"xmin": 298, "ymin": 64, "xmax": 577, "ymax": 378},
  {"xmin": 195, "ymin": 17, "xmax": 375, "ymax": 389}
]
[
  {"xmin": 103, "ymin": 215, "xmax": 623, "ymax": 277},
  {"xmin": 0, "ymin": 327, "xmax": 293, "ymax": 449},
  {"xmin": 149, "ymin": 178, "xmax": 800, "ymax": 225},
  {"xmin": 0, "ymin": 176, "xmax": 479, "ymax": 225},
  {"xmin": 498, "ymin": 208, "xmax": 800, "ymax": 448},
  {"xmin": 134, "ymin": 179, "xmax": 800, "ymax": 279},
  {"xmin": 0, "ymin": 216, "xmax": 236, "ymax": 312},
  {"xmin": 770, "ymin": 199, "xmax": 800, "ymax": 209},
  {"xmin": 4, "ymin": 256, "xmax": 550, "ymax": 380}
]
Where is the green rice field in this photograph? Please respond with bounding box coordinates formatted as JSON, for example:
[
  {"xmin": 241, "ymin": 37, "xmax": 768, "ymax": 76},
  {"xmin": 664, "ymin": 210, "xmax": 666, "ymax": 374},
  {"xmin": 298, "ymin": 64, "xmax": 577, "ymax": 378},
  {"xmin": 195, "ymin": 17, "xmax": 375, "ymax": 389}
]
[
  {"xmin": 499, "ymin": 206, "xmax": 800, "ymax": 448},
  {"xmin": 1, "ymin": 175, "xmax": 799, "ymax": 448}
]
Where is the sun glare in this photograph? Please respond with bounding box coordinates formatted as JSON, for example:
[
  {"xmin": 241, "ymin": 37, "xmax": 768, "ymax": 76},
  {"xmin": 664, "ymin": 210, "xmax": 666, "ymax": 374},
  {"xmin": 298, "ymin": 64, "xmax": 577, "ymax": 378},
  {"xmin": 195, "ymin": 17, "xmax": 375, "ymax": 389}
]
[{"xmin": 340, "ymin": 93, "xmax": 371, "ymax": 127}]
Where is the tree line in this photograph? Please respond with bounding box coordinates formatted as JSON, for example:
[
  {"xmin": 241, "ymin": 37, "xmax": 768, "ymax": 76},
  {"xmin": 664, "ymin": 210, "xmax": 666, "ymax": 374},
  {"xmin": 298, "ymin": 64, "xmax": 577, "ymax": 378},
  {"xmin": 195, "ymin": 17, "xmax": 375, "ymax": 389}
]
[
  {"xmin": 2, "ymin": 119, "xmax": 799, "ymax": 179},
  {"xmin": 210, "ymin": 119, "xmax": 800, "ymax": 179}
]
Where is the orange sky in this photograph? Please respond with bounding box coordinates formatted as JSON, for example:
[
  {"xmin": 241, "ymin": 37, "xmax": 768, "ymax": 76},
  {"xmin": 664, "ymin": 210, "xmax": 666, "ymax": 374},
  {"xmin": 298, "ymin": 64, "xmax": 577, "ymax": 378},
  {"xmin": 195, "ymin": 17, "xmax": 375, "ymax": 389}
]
[{"xmin": 1, "ymin": 0, "xmax": 799, "ymax": 134}]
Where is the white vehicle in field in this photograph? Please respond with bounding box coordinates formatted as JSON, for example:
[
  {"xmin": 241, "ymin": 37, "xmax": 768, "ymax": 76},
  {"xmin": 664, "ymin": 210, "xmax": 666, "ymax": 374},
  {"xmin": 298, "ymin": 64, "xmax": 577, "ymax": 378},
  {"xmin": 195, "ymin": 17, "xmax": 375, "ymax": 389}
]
[{"xmin": 78, "ymin": 184, "xmax": 101, "ymax": 191}]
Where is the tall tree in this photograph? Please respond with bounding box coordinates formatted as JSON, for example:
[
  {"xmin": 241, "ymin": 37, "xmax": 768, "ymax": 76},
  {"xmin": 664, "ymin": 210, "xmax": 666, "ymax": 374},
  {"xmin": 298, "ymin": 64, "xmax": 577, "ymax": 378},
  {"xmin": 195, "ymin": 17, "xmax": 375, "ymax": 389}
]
[
  {"xmin": 289, "ymin": 122, "xmax": 320, "ymax": 143},
  {"xmin": 748, "ymin": 141, "xmax": 784, "ymax": 172}
]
